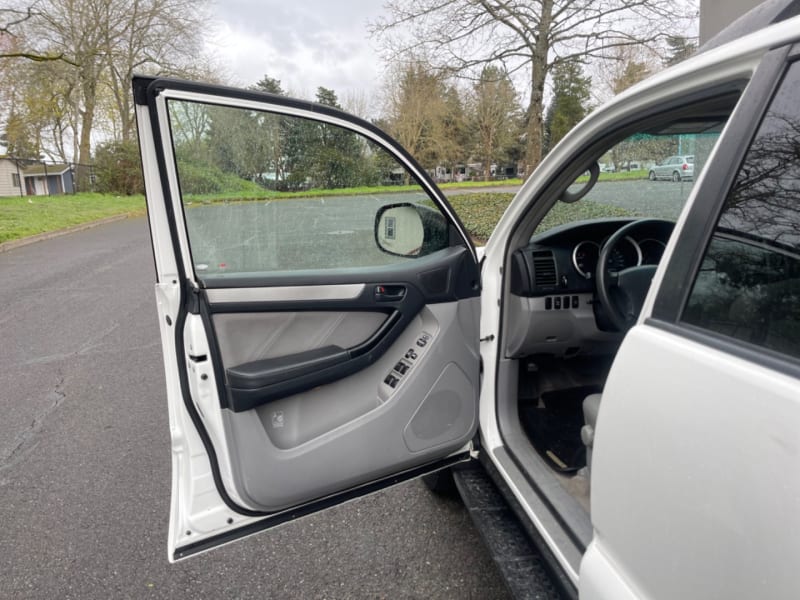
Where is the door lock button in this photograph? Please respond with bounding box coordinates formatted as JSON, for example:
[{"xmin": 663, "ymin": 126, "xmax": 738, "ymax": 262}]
[{"xmin": 405, "ymin": 349, "xmax": 417, "ymax": 360}]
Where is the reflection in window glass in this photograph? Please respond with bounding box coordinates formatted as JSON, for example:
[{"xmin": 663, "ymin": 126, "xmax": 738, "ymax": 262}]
[
  {"xmin": 683, "ymin": 63, "xmax": 800, "ymax": 359},
  {"xmin": 166, "ymin": 99, "xmax": 448, "ymax": 279}
]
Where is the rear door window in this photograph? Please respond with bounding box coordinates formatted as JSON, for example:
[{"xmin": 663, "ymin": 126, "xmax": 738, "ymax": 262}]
[{"xmin": 681, "ymin": 61, "xmax": 800, "ymax": 360}]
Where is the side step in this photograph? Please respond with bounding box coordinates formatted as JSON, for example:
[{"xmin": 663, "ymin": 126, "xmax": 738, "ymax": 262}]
[{"xmin": 453, "ymin": 465, "xmax": 568, "ymax": 600}]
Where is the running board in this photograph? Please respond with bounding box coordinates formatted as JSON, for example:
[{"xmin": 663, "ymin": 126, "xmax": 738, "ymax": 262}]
[{"xmin": 453, "ymin": 465, "xmax": 567, "ymax": 600}]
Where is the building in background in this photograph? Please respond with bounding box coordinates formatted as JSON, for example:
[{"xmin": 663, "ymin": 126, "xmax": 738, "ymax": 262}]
[
  {"xmin": 0, "ymin": 157, "xmax": 25, "ymax": 197},
  {"xmin": 22, "ymin": 163, "xmax": 74, "ymax": 196},
  {"xmin": 0, "ymin": 157, "xmax": 76, "ymax": 197}
]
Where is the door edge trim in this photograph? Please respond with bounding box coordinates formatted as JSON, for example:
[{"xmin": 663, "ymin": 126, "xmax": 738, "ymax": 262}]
[{"xmin": 172, "ymin": 452, "xmax": 473, "ymax": 561}]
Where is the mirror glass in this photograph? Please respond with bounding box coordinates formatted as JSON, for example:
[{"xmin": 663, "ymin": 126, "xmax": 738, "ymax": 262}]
[{"xmin": 376, "ymin": 205, "xmax": 424, "ymax": 256}]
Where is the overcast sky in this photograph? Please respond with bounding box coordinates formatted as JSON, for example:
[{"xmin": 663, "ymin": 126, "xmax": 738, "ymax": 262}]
[{"xmin": 207, "ymin": 0, "xmax": 389, "ymax": 112}]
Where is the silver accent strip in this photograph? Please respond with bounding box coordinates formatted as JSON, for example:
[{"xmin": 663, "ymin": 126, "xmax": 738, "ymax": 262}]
[
  {"xmin": 206, "ymin": 284, "xmax": 365, "ymax": 304},
  {"xmin": 571, "ymin": 240, "xmax": 600, "ymax": 279}
]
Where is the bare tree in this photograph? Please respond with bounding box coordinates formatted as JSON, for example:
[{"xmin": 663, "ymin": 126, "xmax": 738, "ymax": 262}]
[
  {"xmin": 469, "ymin": 65, "xmax": 520, "ymax": 180},
  {"xmin": 0, "ymin": 4, "xmax": 75, "ymax": 62},
  {"xmin": 103, "ymin": 0, "xmax": 210, "ymax": 142},
  {"xmin": 372, "ymin": 0, "xmax": 697, "ymax": 175},
  {"xmin": 383, "ymin": 60, "xmax": 457, "ymax": 179},
  {"xmin": 4, "ymin": 0, "xmax": 211, "ymax": 189}
]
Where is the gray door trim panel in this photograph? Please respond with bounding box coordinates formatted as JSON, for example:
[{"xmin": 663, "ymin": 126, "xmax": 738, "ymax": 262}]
[{"xmin": 222, "ymin": 299, "xmax": 481, "ymax": 512}]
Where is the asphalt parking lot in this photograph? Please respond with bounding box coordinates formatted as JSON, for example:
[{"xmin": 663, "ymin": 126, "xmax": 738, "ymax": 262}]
[{"xmin": 0, "ymin": 218, "xmax": 510, "ymax": 599}]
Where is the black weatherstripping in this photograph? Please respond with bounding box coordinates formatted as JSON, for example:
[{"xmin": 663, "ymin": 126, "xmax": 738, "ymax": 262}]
[
  {"xmin": 173, "ymin": 451, "xmax": 473, "ymax": 561},
  {"xmin": 133, "ymin": 76, "xmax": 262, "ymax": 517}
]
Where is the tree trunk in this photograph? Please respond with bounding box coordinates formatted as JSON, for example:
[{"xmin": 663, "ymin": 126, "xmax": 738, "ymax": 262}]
[
  {"xmin": 523, "ymin": 0, "xmax": 554, "ymax": 178},
  {"xmin": 75, "ymin": 82, "xmax": 96, "ymax": 192}
]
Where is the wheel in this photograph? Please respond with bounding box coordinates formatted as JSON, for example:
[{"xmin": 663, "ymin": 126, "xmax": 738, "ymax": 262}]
[
  {"xmin": 596, "ymin": 219, "xmax": 673, "ymax": 331},
  {"xmin": 648, "ymin": 170, "xmax": 656, "ymax": 181},
  {"xmin": 422, "ymin": 468, "xmax": 460, "ymax": 499},
  {"xmin": 672, "ymin": 171, "xmax": 681, "ymax": 182}
]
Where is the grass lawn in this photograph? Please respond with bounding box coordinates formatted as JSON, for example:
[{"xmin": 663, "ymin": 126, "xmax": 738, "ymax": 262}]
[
  {"xmin": 0, "ymin": 193, "xmax": 145, "ymax": 244},
  {"xmin": 576, "ymin": 169, "xmax": 648, "ymax": 183}
]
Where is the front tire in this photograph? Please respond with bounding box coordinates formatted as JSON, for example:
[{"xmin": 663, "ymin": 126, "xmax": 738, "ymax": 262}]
[
  {"xmin": 648, "ymin": 170, "xmax": 656, "ymax": 181},
  {"xmin": 422, "ymin": 468, "xmax": 460, "ymax": 499},
  {"xmin": 672, "ymin": 171, "xmax": 681, "ymax": 182}
]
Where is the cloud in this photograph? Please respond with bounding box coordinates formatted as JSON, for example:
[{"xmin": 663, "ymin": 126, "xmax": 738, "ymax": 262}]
[{"xmin": 207, "ymin": 0, "xmax": 387, "ymax": 109}]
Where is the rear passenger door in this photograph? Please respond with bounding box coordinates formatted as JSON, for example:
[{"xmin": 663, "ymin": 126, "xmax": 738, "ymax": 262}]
[
  {"xmin": 581, "ymin": 50, "xmax": 800, "ymax": 600},
  {"xmin": 133, "ymin": 77, "xmax": 482, "ymax": 561}
]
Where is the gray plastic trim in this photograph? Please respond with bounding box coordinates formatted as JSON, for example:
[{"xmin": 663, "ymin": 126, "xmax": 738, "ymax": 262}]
[
  {"xmin": 212, "ymin": 311, "xmax": 386, "ymax": 370},
  {"xmin": 220, "ymin": 299, "xmax": 481, "ymax": 512}
]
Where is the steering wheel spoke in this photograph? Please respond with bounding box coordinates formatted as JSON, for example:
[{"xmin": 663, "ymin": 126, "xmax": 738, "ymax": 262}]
[{"xmin": 596, "ymin": 218, "xmax": 674, "ymax": 332}]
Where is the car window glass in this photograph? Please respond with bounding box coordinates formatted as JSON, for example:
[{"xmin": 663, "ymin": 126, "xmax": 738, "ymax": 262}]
[
  {"xmin": 682, "ymin": 61, "xmax": 800, "ymax": 360},
  {"xmin": 165, "ymin": 99, "xmax": 449, "ymax": 281},
  {"xmin": 534, "ymin": 128, "xmax": 720, "ymax": 235}
]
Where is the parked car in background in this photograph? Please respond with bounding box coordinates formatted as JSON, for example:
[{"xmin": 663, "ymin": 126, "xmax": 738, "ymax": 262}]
[
  {"xmin": 133, "ymin": 1, "xmax": 800, "ymax": 598},
  {"xmin": 648, "ymin": 154, "xmax": 694, "ymax": 181}
]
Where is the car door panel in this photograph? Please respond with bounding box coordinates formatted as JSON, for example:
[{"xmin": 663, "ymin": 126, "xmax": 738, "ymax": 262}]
[
  {"xmin": 134, "ymin": 76, "xmax": 481, "ymax": 559},
  {"xmin": 219, "ymin": 298, "xmax": 480, "ymax": 511},
  {"xmin": 583, "ymin": 324, "xmax": 800, "ymax": 600}
]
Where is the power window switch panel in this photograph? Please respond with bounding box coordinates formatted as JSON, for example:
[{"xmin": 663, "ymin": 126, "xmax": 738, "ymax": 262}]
[{"xmin": 384, "ymin": 374, "xmax": 399, "ymax": 388}]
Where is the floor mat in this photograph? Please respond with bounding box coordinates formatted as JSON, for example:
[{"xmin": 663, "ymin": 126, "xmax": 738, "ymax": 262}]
[{"xmin": 519, "ymin": 386, "xmax": 599, "ymax": 473}]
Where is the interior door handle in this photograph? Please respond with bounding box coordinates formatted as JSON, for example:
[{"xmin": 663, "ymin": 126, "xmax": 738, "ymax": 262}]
[{"xmin": 374, "ymin": 284, "xmax": 406, "ymax": 302}]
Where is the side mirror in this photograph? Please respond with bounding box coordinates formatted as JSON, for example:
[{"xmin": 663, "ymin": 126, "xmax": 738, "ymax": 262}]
[{"xmin": 374, "ymin": 203, "xmax": 448, "ymax": 257}]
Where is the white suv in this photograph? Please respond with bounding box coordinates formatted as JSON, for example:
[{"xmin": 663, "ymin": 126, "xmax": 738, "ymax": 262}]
[{"xmin": 134, "ymin": 1, "xmax": 800, "ymax": 598}]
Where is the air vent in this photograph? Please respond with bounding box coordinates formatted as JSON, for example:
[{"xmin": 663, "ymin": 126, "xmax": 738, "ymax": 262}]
[{"xmin": 532, "ymin": 251, "xmax": 557, "ymax": 287}]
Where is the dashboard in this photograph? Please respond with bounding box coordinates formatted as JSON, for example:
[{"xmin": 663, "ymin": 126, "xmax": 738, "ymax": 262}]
[{"xmin": 505, "ymin": 218, "xmax": 674, "ymax": 358}]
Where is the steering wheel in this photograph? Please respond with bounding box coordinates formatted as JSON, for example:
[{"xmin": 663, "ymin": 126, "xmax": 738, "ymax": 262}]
[{"xmin": 595, "ymin": 219, "xmax": 670, "ymax": 332}]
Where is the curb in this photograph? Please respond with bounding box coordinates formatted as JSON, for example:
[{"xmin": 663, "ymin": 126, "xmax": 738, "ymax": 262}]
[{"xmin": 0, "ymin": 213, "xmax": 138, "ymax": 253}]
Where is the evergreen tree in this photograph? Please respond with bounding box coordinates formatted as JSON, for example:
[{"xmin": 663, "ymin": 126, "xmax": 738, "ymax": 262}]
[
  {"xmin": 543, "ymin": 61, "xmax": 592, "ymax": 153},
  {"xmin": 253, "ymin": 75, "xmax": 285, "ymax": 95},
  {"xmin": 664, "ymin": 35, "xmax": 697, "ymax": 67}
]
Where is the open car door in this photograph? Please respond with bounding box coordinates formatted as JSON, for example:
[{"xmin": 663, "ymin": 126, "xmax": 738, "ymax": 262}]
[{"xmin": 133, "ymin": 77, "xmax": 482, "ymax": 561}]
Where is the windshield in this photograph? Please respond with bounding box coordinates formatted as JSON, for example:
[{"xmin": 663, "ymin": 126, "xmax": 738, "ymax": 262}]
[{"xmin": 535, "ymin": 129, "xmax": 721, "ymax": 235}]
